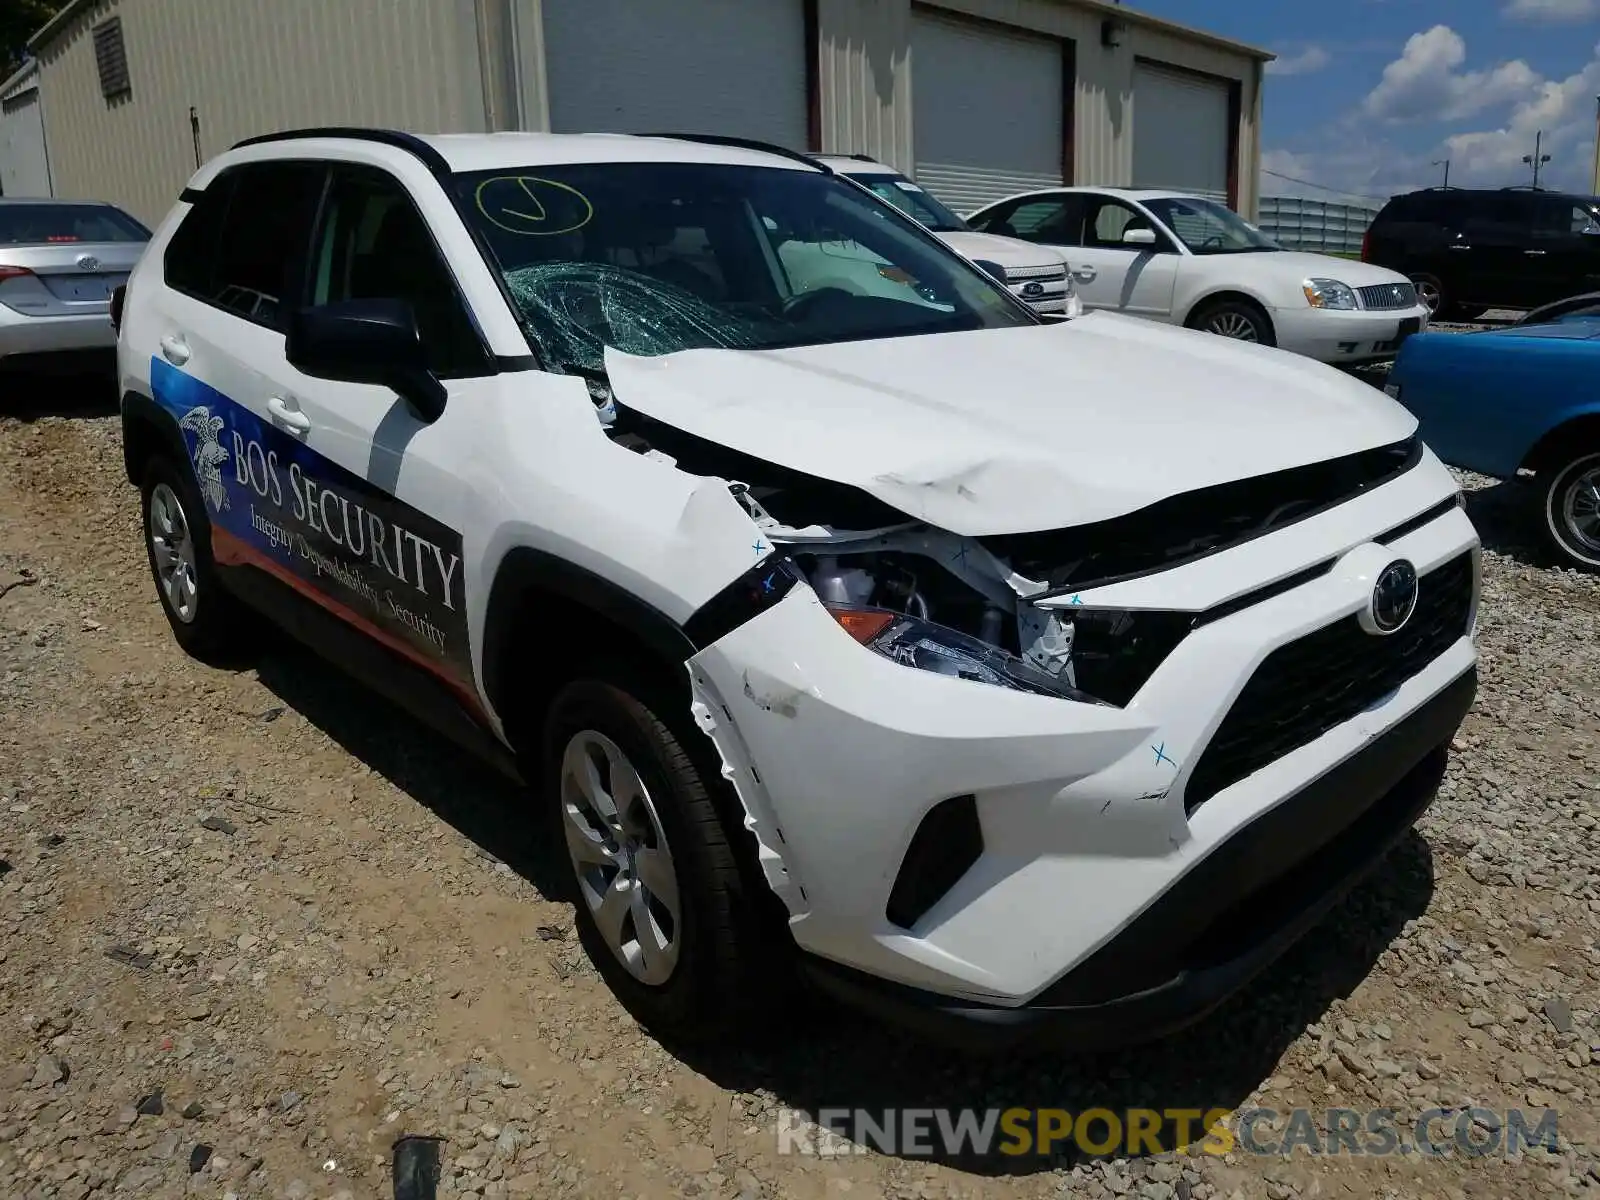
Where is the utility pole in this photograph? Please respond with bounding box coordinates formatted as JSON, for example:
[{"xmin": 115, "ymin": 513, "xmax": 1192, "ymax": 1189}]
[
  {"xmin": 1523, "ymin": 129, "xmax": 1551, "ymax": 189},
  {"xmin": 1592, "ymin": 96, "xmax": 1599, "ymax": 197},
  {"xmin": 1432, "ymin": 158, "xmax": 1450, "ymax": 188}
]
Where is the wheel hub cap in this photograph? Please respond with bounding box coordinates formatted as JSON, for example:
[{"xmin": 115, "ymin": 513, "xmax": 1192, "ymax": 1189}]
[
  {"xmin": 148, "ymin": 482, "xmax": 199, "ymax": 623},
  {"xmin": 559, "ymin": 730, "xmax": 681, "ymax": 985},
  {"xmin": 1562, "ymin": 467, "xmax": 1600, "ymax": 554}
]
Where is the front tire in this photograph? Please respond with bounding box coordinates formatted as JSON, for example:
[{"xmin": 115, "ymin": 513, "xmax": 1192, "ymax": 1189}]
[
  {"xmin": 1187, "ymin": 297, "xmax": 1275, "ymax": 346},
  {"xmin": 1541, "ymin": 450, "xmax": 1600, "ymax": 572},
  {"xmin": 140, "ymin": 454, "xmax": 245, "ymax": 661},
  {"xmin": 542, "ymin": 673, "xmax": 764, "ymax": 1041}
]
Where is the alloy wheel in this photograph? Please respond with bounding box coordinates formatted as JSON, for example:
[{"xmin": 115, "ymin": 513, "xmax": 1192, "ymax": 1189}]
[
  {"xmin": 1414, "ymin": 278, "xmax": 1442, "ymax": 315},
  {"xmin": 1206, "ymin": 310, "xmax": 1260, "ymax": 341},
  {"xmin": 559, "ymin": 729, "xmax": 681, "ymax": 986},
  {"xmin": 148, "ymin": 482, "xmax": 199, "ymax": 623}
]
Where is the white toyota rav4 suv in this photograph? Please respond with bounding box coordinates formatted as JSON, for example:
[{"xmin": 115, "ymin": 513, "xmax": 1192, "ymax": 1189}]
[{"xmin": 114, "ymin": 128, "xmax": 1479, "ymax": 1052}]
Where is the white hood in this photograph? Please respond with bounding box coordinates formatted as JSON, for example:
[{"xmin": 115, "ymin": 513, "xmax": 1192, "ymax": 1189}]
[
  {"xmin": 1241, "ymin": 249, "xmax": 1413, "ymax": 290},
  {"xmin": 605, "ymin": 313, "xmax": 1418, "ymax": 537},
  {"xmin": 935, "ymin": 229, "xmax": 1065, "ymax": 273}
]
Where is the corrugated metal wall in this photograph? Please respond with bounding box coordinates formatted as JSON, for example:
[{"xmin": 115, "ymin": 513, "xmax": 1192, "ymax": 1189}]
[
  {"xmin": 34, "ymin": 0, "xmax": 487, "ymax": 225},
  {"xmin": 28, "ymin": 0, "xmax": 1262, "ymax": 226},
  {"xmin": 0, "ymin": 65, "xmax": 54, "ymax": 198},
  {"xmin": 814, "ymin": 0, "xmax": 1262, "ymax": 218},
  {"xmin": 816, "ymin": 0, "xmax": 914, "ymax": 173}
]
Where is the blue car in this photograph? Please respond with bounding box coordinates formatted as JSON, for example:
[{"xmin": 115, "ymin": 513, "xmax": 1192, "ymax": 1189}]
[{"xmin": 1384, "ymin": 300, "xmax": 1600, "ymax": 572}]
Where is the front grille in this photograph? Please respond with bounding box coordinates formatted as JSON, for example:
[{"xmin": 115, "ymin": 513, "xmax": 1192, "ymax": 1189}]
[
  {"xmin": 1184, "ymin": 552, "xmax": 1473, "ymax": 814},
  {"xmin": 1357, "ymin": 281, "xmax": 1417, "ymax": 311},
  {"xmin": 1003, "ymin": 262, "xmax": 1068, "ymax": 282}
]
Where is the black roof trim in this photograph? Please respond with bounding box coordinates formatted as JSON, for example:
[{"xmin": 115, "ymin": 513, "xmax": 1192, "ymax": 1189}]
[
  {"xmin": 230, "ymin": 127, "xmax": 452, "ymax": 178},
  {"xmin": 638, "ymin": 132, "xmax": 832, "ymax": 173}
]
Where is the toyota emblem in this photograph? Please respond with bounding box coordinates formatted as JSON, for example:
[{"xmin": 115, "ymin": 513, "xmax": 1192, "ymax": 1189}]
[
  {"xmin": 1021, "ymin": 281, "xmax": 1044, "ymax": 298},
  {"xmin": 76, "ymin": 254, "xmax": 102, "ymax": 272},
  {"xmin": 1364, "ymin": 560, "xmax": 1419, "ymax": 636}
]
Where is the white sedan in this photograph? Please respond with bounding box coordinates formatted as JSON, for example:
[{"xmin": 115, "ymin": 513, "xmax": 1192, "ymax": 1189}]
[{"xmin": 966, "ymin": 187, "xmax": 1431, "ymax": 365}]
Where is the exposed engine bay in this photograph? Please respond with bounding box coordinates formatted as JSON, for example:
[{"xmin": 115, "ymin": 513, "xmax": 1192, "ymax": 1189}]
[{"xmin": 603, "ymin": 402, "xmax": 1126, "ymax": 705}]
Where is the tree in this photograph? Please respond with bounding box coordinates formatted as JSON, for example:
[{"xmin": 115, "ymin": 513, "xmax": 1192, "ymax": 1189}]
[{"xmin": 1, "ymin": 0, "xmax": 70, "ymax": 78}]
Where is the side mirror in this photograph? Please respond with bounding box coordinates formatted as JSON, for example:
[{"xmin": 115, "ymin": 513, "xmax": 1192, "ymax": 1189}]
[
  {"xmin": 286, "ymin": 298, "xmax": 446, "ymax": 423},
  {"xmin": 971, "ymin": 258, "xmax": 1009, "ymax": 284},
  {"xmin": 1122, "ymin": 227, "xmax": 1158, "ymax": 247},
  {"xmin": 1581, "ymin": 223, "xmax": 1600, "ymax": 237}
]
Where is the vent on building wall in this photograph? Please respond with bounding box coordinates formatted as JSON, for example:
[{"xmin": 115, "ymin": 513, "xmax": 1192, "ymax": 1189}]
[{"xmin": 92, "ymin": 17, "xmax": 132, "ymax": 101}]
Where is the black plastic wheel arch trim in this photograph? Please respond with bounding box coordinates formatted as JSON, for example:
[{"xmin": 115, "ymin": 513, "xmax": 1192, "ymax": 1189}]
[
  {"xmin": 682, "ymin": 556, "xmax": 807, "ymax": 650},
  {"xmin": 120, "ymin": 392, "xmax": 190, "ymax": 487},
  {"xmin": 481, "ymin": 546, "xmax": 700, "ymax": 725}
]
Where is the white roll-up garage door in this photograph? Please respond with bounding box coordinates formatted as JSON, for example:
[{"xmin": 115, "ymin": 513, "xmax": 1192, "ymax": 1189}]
[
  {"xmin": 1132, "ymin": 61, "xmax": 1231, "ymax": 203},
  {"xmin": 543, "ymin": 0, "xmax": 810, "ymax": 150},
  {"xmin": 911, "ymin": 11, "xmax": 1064, "ymax": 216}
]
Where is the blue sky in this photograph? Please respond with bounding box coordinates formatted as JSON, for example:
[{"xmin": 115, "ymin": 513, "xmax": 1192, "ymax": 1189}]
[{"xmin": 1134, "ymin": 0, "xmax": 1600, "ymax": 201}]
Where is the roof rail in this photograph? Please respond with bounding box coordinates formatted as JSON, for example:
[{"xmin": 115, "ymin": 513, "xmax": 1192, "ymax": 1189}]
[
  {"xmin": 639, "ymin": 132, "xmax": 831, "ymax": 173},
  {"xmin": 230, "ymin": 126, "xmax": 451, "ymax": 178}
]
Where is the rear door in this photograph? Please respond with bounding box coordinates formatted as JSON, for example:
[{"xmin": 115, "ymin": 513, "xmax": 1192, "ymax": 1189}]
[
  {"xmin": 0, "ymin": 202, "xmax": 148, "ymax": 318},
  {"xmin": 1528, "ymin": 196, "xmax": 1600, "ymax": 305},
  {"xmin": 141, "ymin": 158, "xmax": 327, "ymax": 572},
  {"xmin": 1457, "ymin": 192, "xmax": 1537, "ymax": 307}
]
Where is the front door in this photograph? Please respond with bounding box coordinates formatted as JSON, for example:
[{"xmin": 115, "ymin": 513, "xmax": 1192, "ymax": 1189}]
[
  {"xmin": 247, "ymin": 161, "xmax": 498, "ymax": 698},
  {"xmin": 1054, "ymin": 194, "xmax": 1180, "ymax": 319},
  {"xmin": 1528, "ymin": 196, "xmax": 1600, "ymax": 306}
]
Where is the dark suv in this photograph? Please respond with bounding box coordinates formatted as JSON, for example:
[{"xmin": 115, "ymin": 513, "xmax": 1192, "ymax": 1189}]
[{"xmin": 1362, "ymin": 187, "xmax": 1600, "ymax": 319}]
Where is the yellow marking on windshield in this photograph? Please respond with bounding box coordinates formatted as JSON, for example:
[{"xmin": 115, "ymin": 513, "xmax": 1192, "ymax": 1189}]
[{"xmin": 474, "ymin": 176, "xmax": 593, "ymax": 236}]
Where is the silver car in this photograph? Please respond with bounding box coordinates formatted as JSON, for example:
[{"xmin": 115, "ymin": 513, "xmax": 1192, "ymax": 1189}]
[{"xmin": 0, "ymin": 198, "xmax": 149, "ymax": 368}]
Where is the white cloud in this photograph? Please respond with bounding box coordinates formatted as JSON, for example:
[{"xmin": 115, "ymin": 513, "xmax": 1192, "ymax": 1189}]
[
  {"xmin": 1503, "ymin": 0, "xmax": 1600, "ymax": 23},
  {"xmin": 1264, "ymin": 35, "xmax": 1600, "ymax": 203},
  {"xmin": 1266, "ymin": 46, "xmax": 1331, "ymax": 77},
  {"xmin": 1362, "ymin": 25, "xmax": 1540, "ymax": 122}
]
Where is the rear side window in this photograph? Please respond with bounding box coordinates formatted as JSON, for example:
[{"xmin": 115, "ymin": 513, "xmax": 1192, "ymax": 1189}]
[
  {"xmin": 164, "ymin": 161, "xmax": 325, "ymax": 331},
  {"xmin": 0, "ymin": 202, "xmax": 149, "ymax": 244}
]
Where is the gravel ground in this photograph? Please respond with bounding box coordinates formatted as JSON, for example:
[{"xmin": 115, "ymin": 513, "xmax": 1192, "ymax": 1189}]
[{"xmin": 1, "ymin": 369, "xmax": 1597, "ymax": 1200}]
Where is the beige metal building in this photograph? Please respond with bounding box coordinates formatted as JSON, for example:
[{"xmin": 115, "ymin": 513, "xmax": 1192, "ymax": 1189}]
[{"xmin": 26, "ymin": 0, "xmax": 1270, "ymax": 228}]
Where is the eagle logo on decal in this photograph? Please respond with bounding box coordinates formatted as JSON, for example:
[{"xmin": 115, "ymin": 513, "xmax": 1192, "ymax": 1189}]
[{"xmin": 179, "ymin": 406, "xmax": 230, "ymax": 514}]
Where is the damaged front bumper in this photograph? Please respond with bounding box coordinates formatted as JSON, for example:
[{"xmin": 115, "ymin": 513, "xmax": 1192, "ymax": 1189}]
[
  {"xmin": 797, "ymin": 669, "xmax": 1472, "ymax": 1053},
  {"xmin": 684, "ymin": 461, "xmax": 1479, "ymax": 1047}
]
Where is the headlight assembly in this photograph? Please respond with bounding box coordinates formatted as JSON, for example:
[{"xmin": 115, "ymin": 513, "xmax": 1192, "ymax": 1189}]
[
  {"xmin": 1303, "ymin": 278, "xmax": 1359, "ymax": 310},
  {"xmin": 826, "ymin": 604, "xmax": 1111, "ymax": 705}
]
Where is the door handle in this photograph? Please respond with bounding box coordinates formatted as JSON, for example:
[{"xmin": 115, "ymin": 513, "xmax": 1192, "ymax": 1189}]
[
  {"xmin": 1525, "ymin": 249, "xmax": 1547, "ymax": 256},
  {"xmin": 266, "ymin": 396, "xmax": 311, "ymax": 433},
  {"xmin": 158, "ymin": 335, "xmax": 190, "ymax": 366},
  {"xmin": 1448, "ymin": 244, "xmax": 1472, "ymax": 251},
  {"xmin": 1073, "ymin": 267, "xmax": 1098, "ymax": 282}
]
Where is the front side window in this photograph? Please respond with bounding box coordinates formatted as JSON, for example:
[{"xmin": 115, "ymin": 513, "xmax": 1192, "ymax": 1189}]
[
  {"xmin": 1083, "ymin": 199, "xmax": 1166, "ymax": 250},
  {"xmin": 0, "ymin": 202, "xmax": 149, "ymax": 245},
  {"xmin": 1533, "ymin": 198, "xmax": 1600, "ymax": 237},
  {"xmin": 1140, "ymin": 196, "xmax": 1280, "ymax": 255},
  {"xmin": 454, "ymin": 162, "xmax": 1033, "ymax": 378},
  {"xmin": 847, "ymin": 173, "xmax": 968, "ymax": 233},
  {"xmin": 170, "ymin": 162, "xmax": 323, "ymax": 330},
  {"xmin": 309, "ymin": 164, "xmax": 488, "ymax": 377}
]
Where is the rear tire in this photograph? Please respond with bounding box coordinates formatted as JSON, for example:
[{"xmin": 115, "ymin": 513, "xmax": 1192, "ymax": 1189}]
[
  {"xmin": 542, "ymin": 670, "xmax": 769, "ymax": 1042},
  {"xmin": 1187, "ymin": 297, "xmax": 1275, "ymax": 346},
  {"xmin": 1540, "ymin": 450, "xmax": 1600, "ymax": 573},
  {"xmin": 140, "ymin": 454, "xmax": 247, "ymax": 662}
]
